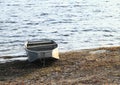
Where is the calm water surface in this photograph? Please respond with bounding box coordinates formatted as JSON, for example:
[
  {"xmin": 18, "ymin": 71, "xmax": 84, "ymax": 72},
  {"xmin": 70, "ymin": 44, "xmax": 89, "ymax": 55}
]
[{"xmin": 0, "ymin": 0, "xmax": 120, "ymax": 57}]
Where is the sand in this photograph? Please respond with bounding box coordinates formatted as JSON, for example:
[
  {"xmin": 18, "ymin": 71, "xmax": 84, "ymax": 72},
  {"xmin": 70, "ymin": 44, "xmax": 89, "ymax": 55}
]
[{"xmin": 0, "ymin": 46, "xmax": 120, "ymax": 85}]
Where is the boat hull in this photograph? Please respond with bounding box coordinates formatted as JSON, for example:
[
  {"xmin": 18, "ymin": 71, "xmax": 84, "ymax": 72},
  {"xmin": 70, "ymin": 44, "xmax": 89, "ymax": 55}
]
[{"xmin": 24, "ymin": 39, "xmax": 59, "ymax": 62}]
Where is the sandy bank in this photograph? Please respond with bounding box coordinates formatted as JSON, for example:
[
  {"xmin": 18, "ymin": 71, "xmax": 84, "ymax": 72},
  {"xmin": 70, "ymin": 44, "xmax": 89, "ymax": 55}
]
[{"xmin": 0, "ymin": 46, "xmax": 120, "ymax": 85}]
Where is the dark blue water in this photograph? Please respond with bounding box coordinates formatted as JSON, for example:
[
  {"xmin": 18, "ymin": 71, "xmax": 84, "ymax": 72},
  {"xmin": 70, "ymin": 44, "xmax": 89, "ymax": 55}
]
[{"xmin": 0, "ymin": 0, "xmax": 120, "ymax": 57}]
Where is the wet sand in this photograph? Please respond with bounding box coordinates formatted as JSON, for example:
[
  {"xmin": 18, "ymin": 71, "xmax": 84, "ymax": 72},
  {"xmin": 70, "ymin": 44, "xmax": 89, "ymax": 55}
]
[{"xmin": 0, "ymin": 46, "xmax": 120, "ymax": 85}]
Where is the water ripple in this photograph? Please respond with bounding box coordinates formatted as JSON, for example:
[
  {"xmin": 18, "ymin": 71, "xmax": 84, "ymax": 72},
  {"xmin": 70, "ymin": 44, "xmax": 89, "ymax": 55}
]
[{"xmin": 0, "ymin": 0, "xmax": 120, "ymax": 56}]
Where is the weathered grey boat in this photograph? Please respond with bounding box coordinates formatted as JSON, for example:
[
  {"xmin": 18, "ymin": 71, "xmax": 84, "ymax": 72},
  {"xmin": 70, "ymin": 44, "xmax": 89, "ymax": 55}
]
[{"xmin": 25, "ymin": 39, "xmax": 59, "ymax": 62}]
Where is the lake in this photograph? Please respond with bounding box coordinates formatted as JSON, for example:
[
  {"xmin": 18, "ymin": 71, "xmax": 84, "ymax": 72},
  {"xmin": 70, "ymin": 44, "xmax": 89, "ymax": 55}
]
[{"xmin": 0, "ymin": 0, "xmax": 120, "ymax": 57}]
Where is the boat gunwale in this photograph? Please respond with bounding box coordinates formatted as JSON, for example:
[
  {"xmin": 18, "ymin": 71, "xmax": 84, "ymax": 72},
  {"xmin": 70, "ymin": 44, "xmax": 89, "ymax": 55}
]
[
  {"xmin": 26, "ymin": 43, "xmax": 57, "ymax": 48},
  {"xmin": 24, "ymin": 42, "xmax": 58, "ymax": 52}
]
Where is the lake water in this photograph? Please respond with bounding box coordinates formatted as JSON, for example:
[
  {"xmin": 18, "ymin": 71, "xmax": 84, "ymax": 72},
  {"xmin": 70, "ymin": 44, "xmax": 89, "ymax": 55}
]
[{"xmin": 0, "ymin": 0, "xmax": 120, "ymax": 57}]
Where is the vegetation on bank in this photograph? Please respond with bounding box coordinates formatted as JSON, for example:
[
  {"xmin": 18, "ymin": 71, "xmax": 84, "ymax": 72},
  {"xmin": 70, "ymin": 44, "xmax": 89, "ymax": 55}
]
[{"xmin": 0, "ymin": 46, "xmax": 120, "ymax": 85}]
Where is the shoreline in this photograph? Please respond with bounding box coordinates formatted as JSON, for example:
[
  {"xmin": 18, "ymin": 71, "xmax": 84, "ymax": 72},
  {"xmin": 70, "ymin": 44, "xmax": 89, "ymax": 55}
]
[{"xmin": 0, "ymin": 46, "xmax": 120, "ymax": 84}]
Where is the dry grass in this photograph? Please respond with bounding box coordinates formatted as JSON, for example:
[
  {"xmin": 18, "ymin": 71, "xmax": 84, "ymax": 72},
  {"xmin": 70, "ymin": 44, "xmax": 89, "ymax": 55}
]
[{"xmin": 0, "ymin": 46, "xmax": 120, "ymax": 85}]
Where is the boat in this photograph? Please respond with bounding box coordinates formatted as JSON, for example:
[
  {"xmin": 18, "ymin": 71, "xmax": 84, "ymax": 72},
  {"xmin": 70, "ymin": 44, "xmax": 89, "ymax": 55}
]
[{"xmin": 24, "ymin": 39, "xmax": 59, "ymax": 62}]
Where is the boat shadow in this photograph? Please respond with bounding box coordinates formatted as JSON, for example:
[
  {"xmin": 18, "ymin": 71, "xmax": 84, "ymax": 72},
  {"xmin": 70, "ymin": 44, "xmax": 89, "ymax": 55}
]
[{"xmin": 0, "ymin": 57, "xmax": 58, "ymax": 81}]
